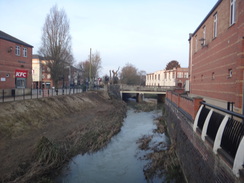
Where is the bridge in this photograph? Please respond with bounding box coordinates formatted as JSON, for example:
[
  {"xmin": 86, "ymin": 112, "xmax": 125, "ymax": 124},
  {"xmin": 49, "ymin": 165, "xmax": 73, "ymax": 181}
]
[{"xmin": 119, "ymin": 85, "xmax": 176, "ymax": 102}]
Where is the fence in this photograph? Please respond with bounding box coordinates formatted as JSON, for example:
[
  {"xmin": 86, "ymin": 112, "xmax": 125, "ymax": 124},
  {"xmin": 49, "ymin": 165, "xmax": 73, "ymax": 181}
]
[
  {"xmin": 0, "ymin": 87, "xmax": 84, "ymax": 103},
  {"xmin": 166, "ymin": 91, "xmax": 244, "ymax": 178}
]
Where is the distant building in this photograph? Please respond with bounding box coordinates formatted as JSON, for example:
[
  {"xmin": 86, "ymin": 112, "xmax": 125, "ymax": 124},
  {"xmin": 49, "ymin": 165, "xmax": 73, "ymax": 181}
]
[
  {"xmin": 32, "ymin": 55, "xmax": 82, "ymax": 89},
  {"xmin": 146, "ymin": 67, "xmax": 188, "ymax": 88},
  {"xmin": 0, "ymin": 30, "xmax": 33, "ymax": 89},
  {"xmin": 188, "ymin": 0, "xmax": 244, "ymax": 114},
  {"xmin": 32, "ymin": 55, "xmax": 53, "ymax": 89}
]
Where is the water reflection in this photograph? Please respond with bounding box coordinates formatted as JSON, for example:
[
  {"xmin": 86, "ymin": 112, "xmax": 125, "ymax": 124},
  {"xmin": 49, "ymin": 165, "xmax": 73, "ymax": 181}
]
[{"xmin": 56, "ymin": 109, "xmax": 166, "ymax": 183}]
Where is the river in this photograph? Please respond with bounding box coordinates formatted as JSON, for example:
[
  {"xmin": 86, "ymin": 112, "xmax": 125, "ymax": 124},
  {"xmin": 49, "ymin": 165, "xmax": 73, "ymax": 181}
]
[{"xmin": 56, "ymin": 107, "xmax": 168, "ymax": 183}]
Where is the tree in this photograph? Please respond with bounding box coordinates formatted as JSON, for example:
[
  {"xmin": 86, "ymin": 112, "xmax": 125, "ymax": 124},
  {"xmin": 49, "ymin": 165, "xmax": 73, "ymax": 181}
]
[
  {"xmin": 120, "ymin": 63, "xmax": 141, "ymax": 85},
  {"xmin": 78, "ymin": 51, "xmax": 102, "ymax": 83},
  {"xmin": 138, "ymin": 70, "xmax": 146, "ymax": 86},
  {"xmin": 38, "ymin": 5, "xmax": 73, "ymax": 88},
  {"xmin": 165, "ymin": 60, "xmax": 180, "ymax": 70}
]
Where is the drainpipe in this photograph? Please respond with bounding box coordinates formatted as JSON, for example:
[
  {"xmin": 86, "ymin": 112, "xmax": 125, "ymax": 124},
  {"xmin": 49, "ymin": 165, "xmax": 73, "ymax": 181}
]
[
  {"xmin": 242, "ymin": 71, "xmax": 244, "ymax": 118},
  {"xmin": 242, "ymin": 37, "xmax": 244, "ymax": 119},
  {"xmin": 188, "ymin": 33, "xmax": 193, "ymax": 93}
]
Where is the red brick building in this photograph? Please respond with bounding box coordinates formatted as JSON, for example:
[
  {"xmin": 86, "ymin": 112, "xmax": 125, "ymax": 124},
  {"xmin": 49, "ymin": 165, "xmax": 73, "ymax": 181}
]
[
  {"xmin": 188, "ymin": 0, "xmax": 244, "ymax": 114},
  {"xmin": 0, "ymin": 30, "xmax": 33, "ymax": 89}
]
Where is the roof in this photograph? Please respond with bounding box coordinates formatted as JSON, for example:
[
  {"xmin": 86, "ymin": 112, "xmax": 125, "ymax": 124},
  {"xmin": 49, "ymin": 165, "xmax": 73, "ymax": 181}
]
[
  {"xmin": 32, "ymin": 54, "xmax": 44, "ymax": 59},
  {"xmin": 189, "ymin": 0, "xmax": 222, "ymax": 40},
  {"xmin": 0, "ymin": 30, "xmax": 33, "ymax": 48}
]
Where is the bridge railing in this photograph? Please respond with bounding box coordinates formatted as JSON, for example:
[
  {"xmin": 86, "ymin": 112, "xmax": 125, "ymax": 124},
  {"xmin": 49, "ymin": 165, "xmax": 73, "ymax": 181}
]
[{"xmin": 120, "ymin": 84, "xmax": 176, "ymax": 92}]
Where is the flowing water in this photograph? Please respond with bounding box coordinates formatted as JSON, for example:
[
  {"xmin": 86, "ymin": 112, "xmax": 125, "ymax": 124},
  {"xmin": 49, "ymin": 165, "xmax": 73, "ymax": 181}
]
[{"xmin": 56, "ymin": 108, "xmax": 167, "ymax": 183}]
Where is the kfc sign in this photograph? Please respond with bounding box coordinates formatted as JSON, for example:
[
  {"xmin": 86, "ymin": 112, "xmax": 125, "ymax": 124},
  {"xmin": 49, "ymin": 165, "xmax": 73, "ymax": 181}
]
[{"xmin": 15, "ymin": 70, "xmax": 28, "ymax": 78}]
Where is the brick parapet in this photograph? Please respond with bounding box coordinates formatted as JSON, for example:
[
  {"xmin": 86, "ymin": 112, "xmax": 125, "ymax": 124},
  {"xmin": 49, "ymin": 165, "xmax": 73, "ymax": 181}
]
[
  {"xmin": 165, "ymin": 99, "xmax": 238, "ymax": 183},
  {"xmin": 166, "ymin": 90, "xmax": 203, "ymax": 119}
]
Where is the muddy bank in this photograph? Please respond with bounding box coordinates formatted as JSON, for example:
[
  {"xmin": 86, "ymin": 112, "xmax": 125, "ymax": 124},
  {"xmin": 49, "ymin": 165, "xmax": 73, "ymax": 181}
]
[
  {"xmin": 132, "ymin": 102, "xmax": 185, "ymax": 183},
  {"xmin": 0, "ymin": 91, "xmax": 127, "ymax": 182},
  {"xmin": 137, "ymin": 116, "xmax": 185, "ymax": 183}
]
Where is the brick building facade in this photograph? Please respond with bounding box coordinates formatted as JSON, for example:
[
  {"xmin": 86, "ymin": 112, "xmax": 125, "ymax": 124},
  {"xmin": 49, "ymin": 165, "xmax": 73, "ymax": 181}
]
[
  {"xmin": 32, "ymin": 55, "xmax": 82, "ymax": 89},
  {"xmin": 0, "ymin": 31, "xmax": 33, "ymax": 89},
  {"xmin": 146, "ymin": 67, "xmax": 188, "ymax": 88},
  {"xmin": 188, "ymin": 0, "xmax": 244, "ymax": 114},
  {"xmin": 32, "ymin": 55, "xmax": 53, "ymax": 89}
]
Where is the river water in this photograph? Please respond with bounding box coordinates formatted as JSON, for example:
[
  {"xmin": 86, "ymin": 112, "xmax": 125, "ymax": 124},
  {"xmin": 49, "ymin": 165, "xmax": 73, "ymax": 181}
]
[{"xmin": 56, "ymin": 108, "xmax": 167, "ymax": 183}]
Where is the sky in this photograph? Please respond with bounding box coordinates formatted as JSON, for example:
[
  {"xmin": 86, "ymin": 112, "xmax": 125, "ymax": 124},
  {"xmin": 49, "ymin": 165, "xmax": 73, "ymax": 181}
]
[{"xmin": 0, "ymin": 0, "xmax": 218, "ymax": 76}]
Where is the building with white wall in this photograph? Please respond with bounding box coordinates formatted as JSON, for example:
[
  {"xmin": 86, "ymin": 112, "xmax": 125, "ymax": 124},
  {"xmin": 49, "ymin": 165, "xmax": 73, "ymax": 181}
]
[{"xmin": 146, "ymin": 67, "xmax": 188, "ymax": 88}]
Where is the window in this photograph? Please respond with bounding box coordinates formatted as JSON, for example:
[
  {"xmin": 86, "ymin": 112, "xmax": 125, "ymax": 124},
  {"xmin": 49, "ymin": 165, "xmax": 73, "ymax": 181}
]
[
  {"xmin": 195, "ymin": 35, "xmax": 198, "ymax": 52},
  {"xmin": 16, "ymin": 78, "xmax": 26, "ymax": 88},
  {"xmin": 230, "ymin": 0, "xmax": 236, "ymax": 25},
  {"xmin": 15, "ymin": 46, "xmax": 20, "ymax": 56},
  {"xmin": 212, "ymin": 72, "xmax": 215, "ymax": 80},
  {"xmin": 202, "ymin": 26, "xmax": 206, "ymax": 46},
  {"xmin": 228, "ymin": 69, "xmax": 233, "ymax": 78},
  {"xmin": 23, "ymin": 48, "xmax": 27, "ymax": 57},
  {"xmin": 158, "ymin": 74, "xmax": 160, "ymax": 80},
  {"xmin": 177, "ymin": 72, "xmax": 183, "ymax": 78},
  {"xmin": 184, "ymin": 72, "xmax": 188, "ymax": 78},
  {"xmin": 213, "ymin": 13, "xmax": 218, "ymax": 38}
]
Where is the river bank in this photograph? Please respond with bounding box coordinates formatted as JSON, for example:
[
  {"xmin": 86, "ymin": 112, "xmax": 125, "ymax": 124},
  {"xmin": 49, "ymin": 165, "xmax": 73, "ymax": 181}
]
[
  {"xmin": 129, "ymin": 101, "xmax": 185, "ymax": 182},
  {"xmin": 0, "ymin": 91, "xmax": 127, "ymax": 183}
]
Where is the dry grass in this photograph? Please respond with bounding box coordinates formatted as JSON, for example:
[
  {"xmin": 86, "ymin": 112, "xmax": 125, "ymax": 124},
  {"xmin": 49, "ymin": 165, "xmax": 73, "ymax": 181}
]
[
  {"xmin": 136, "ymin": 108, "xmax": 185, "ymax": 183},
  {"xmin": 0, "ymin": 91, "xmax": 127, "ymax": 182}
]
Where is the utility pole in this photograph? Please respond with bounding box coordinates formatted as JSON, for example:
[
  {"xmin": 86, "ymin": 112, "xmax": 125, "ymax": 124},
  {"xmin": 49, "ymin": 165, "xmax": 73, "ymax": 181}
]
[{"xmin": 89, "ymin": 48, "xmax": 92, "ymax": 90}]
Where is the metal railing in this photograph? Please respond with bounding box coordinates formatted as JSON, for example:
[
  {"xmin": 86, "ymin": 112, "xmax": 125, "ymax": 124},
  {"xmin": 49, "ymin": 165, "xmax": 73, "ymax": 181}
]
[
  {"xmin": 0, "ymin": 87, "xmax": 84, "ymax": 103},
  {"xmin": 120, "ymin": 84, "xmax": 175, "ymax": 92},
  {"xmin": 200, "ymin": 101, "xmax": 244, "ymax": 160},
  {"xmin": 201, "ymin": 101, "xmax": 244, "ymax": 120}
]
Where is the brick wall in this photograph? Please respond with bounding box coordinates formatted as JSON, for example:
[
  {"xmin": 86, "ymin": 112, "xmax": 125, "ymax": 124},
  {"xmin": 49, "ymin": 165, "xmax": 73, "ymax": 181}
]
[
  {"xmin": 0, "ymin": 39, "xmax": 32, "ymax": 89},
  {"xmin": 189, "ymin": 0, "xmax": 244, "ymax": 113},
  {"xmin": 166, "ymin": 90, "xmax": 202, "ymax": 120},
  {"xmin": 165, "ymin": 99, "xmax": 239, "ymax": 183}
]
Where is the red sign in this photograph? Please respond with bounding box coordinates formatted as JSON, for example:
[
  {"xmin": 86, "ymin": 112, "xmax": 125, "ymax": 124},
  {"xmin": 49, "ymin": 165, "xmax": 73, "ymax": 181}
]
[{"xmin": 15, "ymin": 70, "xmax": 28, "ymax": 78}]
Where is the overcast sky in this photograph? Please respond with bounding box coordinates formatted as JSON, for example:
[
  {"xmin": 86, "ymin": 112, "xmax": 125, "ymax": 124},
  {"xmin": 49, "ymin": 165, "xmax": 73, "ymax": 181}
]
[{"xmin": 0, "ymin": 0, "xmax": 217, "ymax": 76}]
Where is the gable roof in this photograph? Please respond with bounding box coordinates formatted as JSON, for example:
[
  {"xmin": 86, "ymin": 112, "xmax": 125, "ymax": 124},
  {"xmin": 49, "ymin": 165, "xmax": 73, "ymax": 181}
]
[{"xmin": 0, "ymin": 30, "xmax": 33, "ymax": 48}]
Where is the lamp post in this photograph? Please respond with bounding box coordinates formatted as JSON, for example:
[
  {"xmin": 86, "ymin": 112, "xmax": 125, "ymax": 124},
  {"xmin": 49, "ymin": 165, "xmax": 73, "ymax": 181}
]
[{"xmin": 89, "ymin": 48, "xmax": 92, "ymax": 90}]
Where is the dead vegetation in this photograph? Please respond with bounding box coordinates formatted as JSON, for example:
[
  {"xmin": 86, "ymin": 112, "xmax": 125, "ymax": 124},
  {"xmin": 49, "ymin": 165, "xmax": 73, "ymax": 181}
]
[
  {"xmin": 136, "ymin": 108, "xmax": 185, "ymax": 183},
  {"xmin": 0, "ymin": 91, "xmax": 127, "ymax": 183}
]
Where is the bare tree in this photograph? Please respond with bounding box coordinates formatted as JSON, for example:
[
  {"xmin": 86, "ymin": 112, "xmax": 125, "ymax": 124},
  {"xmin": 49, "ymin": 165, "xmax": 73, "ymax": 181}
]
[
  {"xmin": 138, "ymin": 70, "xmax": 146, "ymax": 86},
  {"xmin": 120, "ymin": 63, "xmax": 141, "ymax": 85},
  {"xmin": 78, "ymin": 51, "xmax": 102, "ymax": 83},
  {"xmin": 38, "ymin": 5, "xmax": 73, "ymax": 88}
]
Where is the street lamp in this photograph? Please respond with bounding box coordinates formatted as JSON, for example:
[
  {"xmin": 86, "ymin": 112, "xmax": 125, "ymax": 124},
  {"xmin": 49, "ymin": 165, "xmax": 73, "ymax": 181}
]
[{"xmin": 89, "ymin": 48, "xmax": 92, "ymax": 90}]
